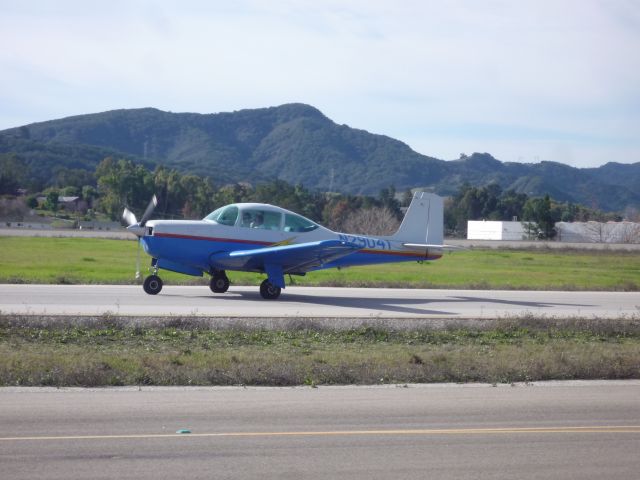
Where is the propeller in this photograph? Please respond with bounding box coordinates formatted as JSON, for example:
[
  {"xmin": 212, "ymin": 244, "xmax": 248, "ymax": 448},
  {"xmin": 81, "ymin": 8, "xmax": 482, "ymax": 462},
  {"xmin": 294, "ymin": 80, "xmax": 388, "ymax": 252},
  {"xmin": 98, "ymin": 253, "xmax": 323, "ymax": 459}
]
[
  {"xmin": 140, "ymin": 195, "xmax": 158, "ymax": 226},
  {"xmin": 122, "ymin": 207, "xmax": 138, "ymax": 228},
  {"xmin": 122, "ymin": 195, "xmax": 158, "ymax": 280},
  {"xmin": 122, "ymin": 195, "xmax": 158, "ymax": 235}
]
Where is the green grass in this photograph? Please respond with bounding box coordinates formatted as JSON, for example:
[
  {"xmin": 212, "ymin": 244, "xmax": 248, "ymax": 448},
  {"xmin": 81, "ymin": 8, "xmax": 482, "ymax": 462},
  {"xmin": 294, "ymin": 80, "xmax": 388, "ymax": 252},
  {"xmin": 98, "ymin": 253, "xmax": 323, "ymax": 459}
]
[
  {"xmin": 0, "ymin": 236, "xmax": 638, "ymax": 290},
  {"xmin": 1, "ymin": 315, "xmax": 639, "ymax": 386}
]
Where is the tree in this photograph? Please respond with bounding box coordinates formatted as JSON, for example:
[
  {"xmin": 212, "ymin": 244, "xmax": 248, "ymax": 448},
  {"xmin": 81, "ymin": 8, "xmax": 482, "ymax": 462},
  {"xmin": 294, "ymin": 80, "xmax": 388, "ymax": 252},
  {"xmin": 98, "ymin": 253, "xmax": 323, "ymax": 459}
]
[
  {"xmin": 44, "ymin": 190, "xmax": 59, "ymax": 213},
  {"xmin": 496, "ymin": 189, "xmax": 527, "ymax": 220},
  {"xmin": 53, "ymin": 167, "xmax": 95, "ymax": 189},
  {"xmin": 341, "ymin": 207, "xmax": 400, "ymax": 235},
  {"xmin": 26, "ymin": 195, "xmax": 38, "ymax": 209},
  {"xmin": 81, "ymin": 185, "xmax": 98, "ymax": 208},
  {"xmin": 378, "ymin": 186, "xmax": 401, "ymax": 218},
  {"xmin": 180, "ymin": 175, "xmax": 216, "ymax": 219},
  {"xmin": 154, "ymin": 166, "xmax": 187, "ymax": 219},
  {"xmin": 401, "ymin": 189, "xmax": 413, "ymax": 207},
  {"xmin": 322, "ymin": 198, "xmax": 355, "ymax": 231},
  {"xmin": 0, "ymin": 154, "xmax": 29, "ymax": 195},
  {"xmin": 214, "ymin": 183, "xmax": 252, "ymax": 208},
  {"xmin": 449, "ymin": 184, "xmax": 486, "ymax": 235},
  {"xmin": 95, "ymin": 158, "xmax": 154, "ymax": 220},
  {"xmin": 522, "ymin": 194, "xmax": 556, "ymax": 239},
  {"xmin": 250, "ymin": 180, "xmax": 326, "ymax": 221},
  {"xmin": 60, "ymin": 186, "xmax": 80, "ymax": 197}
]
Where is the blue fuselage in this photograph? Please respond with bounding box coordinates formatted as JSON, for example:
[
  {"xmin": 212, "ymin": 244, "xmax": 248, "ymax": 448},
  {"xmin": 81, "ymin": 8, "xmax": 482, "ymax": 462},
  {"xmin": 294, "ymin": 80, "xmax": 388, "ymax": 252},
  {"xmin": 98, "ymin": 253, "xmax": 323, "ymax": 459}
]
[{"xmin": 141, "ymin": 228, "xmax": 441, "ymax": 277}]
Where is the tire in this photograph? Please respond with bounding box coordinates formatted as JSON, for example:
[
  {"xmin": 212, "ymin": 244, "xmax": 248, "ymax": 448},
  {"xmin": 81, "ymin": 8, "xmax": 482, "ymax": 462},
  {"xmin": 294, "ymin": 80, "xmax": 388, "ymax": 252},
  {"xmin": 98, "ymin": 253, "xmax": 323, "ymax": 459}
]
[
  {"xmin": 259, "ymin": 279, "xmax": 281, "ymax": 300},
  {"xmin": 210, "ymin": 273, "xmax": 230, "ymax": 293},
  {"xmin": 143, "ymin": 275, "xmax": 163, "ymax": 295}
]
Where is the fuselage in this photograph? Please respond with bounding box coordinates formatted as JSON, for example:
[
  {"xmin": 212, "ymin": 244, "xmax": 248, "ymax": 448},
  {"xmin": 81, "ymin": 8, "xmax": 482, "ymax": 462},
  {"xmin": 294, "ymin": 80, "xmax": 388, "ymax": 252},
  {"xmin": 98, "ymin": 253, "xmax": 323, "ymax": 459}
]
[{"xmin": 140, "ymin": 202, "xmax": 441, "ymax": 277}]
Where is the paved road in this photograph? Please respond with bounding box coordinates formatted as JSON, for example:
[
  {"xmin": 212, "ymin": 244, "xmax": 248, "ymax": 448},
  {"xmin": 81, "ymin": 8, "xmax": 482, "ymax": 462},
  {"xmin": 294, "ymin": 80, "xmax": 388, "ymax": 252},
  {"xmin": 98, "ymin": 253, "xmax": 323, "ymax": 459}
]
[
  {"xmin": 0, "ymin": 284, "xmax": 638, "ymax": 318},
  {"xmin": 3, "ymin": 228, "xmax": 640, "ymax": 250},
  {"xmin": 1, "ymin": 382, "xmax": 639, "ymax": 479},
  {"xmin": 0, "ymin": 227, "xmax": 132, "ymax": 239}
]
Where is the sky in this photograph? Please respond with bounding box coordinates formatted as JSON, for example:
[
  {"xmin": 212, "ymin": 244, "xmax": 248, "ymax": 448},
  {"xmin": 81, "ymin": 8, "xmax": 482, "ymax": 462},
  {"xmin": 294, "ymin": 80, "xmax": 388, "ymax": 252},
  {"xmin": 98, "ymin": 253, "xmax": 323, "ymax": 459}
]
[{"xmin": 1, "ymin": 0, "xmax": 639, "ymax": 168}]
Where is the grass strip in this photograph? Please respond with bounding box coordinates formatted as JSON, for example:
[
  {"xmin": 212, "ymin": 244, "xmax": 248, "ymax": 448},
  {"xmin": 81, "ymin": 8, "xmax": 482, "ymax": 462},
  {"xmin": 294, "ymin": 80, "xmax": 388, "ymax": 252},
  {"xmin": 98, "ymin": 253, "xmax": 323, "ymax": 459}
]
[
  {"xmin": 0, "ymin": 236, "xmax": 639, "ymax": 290},
  {"xmin": 2, "ymin": 314, "xmax": 639, "ymax": 387}
]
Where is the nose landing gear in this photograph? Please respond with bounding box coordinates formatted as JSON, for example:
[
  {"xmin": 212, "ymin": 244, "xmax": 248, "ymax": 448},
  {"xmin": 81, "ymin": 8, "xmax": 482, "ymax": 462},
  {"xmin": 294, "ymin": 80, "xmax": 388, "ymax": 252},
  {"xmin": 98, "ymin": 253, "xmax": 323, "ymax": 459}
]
[
  {"xmin": 143, "ymin": 274, "xmax": 163, "ymax": 295},
  {"xmin": 143, "ymin": 262, "xmax": 163, "ymax": 295}
]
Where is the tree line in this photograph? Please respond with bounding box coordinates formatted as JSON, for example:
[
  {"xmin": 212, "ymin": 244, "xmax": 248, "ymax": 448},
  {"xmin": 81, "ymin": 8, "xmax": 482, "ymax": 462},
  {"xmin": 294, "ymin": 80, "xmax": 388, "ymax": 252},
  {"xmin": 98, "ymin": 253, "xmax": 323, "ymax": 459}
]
[
  {"xmin": 1, "ymin": 153, "xmax": 622, "ymax": 238},
  {"xmin": 446, "ymin": 183, "xmax": 621, "ymax": 238}
]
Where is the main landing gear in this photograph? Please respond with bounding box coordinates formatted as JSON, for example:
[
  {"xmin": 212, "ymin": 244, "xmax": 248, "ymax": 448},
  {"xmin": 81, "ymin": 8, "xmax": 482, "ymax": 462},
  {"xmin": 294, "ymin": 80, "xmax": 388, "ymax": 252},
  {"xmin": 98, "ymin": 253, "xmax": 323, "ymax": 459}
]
[
  {"xmin": 260, "ymin": 279, "xmax": 281, "ymax": 300},
  {"xmin": 211, "ymin": 271, "xmax": 280, "ymax": 299},
  {"xmin": 141, "ymin": 268, "xmax": 281, "ymax": 300},
  {"xmin": 209, "ymin": 271, "xmax": 230, "ymax": 293}
]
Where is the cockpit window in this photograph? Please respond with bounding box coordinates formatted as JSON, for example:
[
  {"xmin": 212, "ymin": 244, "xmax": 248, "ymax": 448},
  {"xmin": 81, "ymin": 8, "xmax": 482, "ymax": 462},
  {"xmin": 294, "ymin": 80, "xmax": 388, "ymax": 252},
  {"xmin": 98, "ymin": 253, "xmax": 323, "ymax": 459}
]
[
  {"xmin": 204, "ymin": 205, "xmax": 238, "ymax": 226},
  {"xmin": 240, "ymin": 209, "xmax": 282, "ymax": 230},
  {"xmin": 204, "ymin": 205, "xmax": 316, "ymax": 232},
  {"xmin": 284, "ymin": 213, "xmax": 319, "ymax": 232}
]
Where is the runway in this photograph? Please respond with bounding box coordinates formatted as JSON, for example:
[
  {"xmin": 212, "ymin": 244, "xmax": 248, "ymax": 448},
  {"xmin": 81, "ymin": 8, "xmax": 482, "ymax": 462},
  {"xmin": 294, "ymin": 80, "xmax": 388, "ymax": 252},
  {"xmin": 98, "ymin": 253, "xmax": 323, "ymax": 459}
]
[
  {"xmin": 1, "ymin": 382, "xmax": 639, "ymax": 479},
  {"xmin": 0, "ymin": 284, "xmax": 637, "ymax": 318}
]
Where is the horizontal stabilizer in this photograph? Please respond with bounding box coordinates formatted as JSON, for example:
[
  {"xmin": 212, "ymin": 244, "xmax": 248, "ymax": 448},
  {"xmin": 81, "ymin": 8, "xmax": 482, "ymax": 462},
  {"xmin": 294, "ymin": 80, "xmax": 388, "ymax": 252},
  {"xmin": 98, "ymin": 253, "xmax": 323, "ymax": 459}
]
[{"xmin": 403, "ymin": 243, "xmax": 464, "ymax": 251}]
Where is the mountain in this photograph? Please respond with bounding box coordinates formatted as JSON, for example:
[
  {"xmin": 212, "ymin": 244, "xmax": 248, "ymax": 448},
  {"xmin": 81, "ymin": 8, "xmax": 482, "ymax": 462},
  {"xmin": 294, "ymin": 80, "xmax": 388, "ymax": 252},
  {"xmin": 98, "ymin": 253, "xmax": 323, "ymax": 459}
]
[{"xmin": 1, "ymin": 104, "xmax": 638, "ymax": 211}]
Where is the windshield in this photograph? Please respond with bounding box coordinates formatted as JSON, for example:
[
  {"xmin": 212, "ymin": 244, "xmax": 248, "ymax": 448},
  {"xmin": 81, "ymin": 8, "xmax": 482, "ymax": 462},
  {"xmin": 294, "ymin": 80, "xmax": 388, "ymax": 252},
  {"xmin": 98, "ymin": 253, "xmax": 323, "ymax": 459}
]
[{"xmin": 204, "ymin": 205, "xmax": 238, "ymax": 226}]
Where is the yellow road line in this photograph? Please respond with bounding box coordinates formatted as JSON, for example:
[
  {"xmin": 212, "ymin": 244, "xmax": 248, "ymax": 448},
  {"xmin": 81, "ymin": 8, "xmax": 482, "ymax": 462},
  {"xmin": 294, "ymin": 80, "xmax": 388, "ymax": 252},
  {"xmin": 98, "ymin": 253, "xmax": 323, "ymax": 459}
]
[{"xmin": 1, "ymin": 426, "xmax": 640, "ymax": 442}]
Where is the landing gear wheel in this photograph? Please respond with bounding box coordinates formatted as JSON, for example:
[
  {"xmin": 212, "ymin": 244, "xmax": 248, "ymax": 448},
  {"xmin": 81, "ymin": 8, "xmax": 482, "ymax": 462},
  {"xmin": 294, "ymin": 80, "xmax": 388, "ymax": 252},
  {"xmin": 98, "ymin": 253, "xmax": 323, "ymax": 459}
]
[
  {"xmin": 143, "ymin": 274, "xmax": 163, "ymax": 295},
  {"xmin": 259, "ymin": 279, "xmax": 281, "ymax": 300},
  {"xmin": 210, "ymin": 273, "xmax": 230, "ymax": 293}
]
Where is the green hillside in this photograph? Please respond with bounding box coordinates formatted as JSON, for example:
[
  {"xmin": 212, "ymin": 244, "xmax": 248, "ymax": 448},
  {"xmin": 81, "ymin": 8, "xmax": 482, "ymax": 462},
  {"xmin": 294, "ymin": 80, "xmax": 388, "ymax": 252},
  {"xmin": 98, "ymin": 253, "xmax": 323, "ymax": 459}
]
[{"xmin": 1, "ymin": 104, "xmax": 638, "ymax": 211}]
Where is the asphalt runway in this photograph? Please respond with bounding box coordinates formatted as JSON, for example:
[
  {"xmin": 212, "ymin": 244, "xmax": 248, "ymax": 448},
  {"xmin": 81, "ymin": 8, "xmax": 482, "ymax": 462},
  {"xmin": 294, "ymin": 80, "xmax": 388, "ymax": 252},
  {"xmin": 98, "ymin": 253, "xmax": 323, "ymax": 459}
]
[
  {"xmin": 1, "ymin": 382, "xmax": 639, "ymax": 479},
  {"xmin": 0, "ymin": 284, "xmax": 637, "ymax": 318}
]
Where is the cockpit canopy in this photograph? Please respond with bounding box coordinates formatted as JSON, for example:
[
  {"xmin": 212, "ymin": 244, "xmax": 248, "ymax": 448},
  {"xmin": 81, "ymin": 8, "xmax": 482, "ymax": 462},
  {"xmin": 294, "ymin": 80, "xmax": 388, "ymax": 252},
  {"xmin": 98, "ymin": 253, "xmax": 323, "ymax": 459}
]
[{"xmin": 204, "ymin": 204, "xmax": 319, "ymax": 233}]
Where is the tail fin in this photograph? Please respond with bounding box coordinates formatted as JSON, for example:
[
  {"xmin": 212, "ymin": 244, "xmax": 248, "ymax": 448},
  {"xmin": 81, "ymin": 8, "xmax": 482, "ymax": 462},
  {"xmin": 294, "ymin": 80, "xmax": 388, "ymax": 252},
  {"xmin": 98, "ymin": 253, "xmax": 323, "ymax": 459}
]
[{"xmin": 388, "ymin": 192, "xmax": 443, "ymax": 246}]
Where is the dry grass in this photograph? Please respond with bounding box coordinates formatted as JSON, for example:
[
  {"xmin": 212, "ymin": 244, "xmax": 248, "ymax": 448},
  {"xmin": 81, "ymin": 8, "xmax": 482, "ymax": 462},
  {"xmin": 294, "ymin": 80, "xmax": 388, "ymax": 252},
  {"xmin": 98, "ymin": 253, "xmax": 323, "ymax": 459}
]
[{"xmin": 1, "ymin": 314, "xmax": 639, "ymax": 387}]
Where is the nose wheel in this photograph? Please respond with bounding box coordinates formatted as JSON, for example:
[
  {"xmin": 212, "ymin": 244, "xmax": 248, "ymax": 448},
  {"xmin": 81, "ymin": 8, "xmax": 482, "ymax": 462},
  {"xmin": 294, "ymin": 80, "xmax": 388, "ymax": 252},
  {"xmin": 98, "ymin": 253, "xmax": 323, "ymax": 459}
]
[{"xmin": 143, "ymin": 274, "xmax": 163, "ymax": 295}]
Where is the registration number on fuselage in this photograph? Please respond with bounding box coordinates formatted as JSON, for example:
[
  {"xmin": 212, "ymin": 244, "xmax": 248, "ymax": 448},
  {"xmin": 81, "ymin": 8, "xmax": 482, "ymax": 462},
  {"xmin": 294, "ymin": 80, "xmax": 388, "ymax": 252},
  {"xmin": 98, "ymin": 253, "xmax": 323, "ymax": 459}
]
[{"xmin": 338, "ymin": 234, "xmax": 392, "ymax": 250}]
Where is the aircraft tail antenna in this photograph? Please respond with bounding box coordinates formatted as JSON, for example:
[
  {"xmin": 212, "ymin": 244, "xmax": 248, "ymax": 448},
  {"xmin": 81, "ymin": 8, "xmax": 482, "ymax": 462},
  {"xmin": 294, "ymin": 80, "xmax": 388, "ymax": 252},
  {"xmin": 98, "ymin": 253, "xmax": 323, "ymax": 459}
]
[{"xmin": 424, "ymin": 193, "xmax": 431, "ymax": 244}]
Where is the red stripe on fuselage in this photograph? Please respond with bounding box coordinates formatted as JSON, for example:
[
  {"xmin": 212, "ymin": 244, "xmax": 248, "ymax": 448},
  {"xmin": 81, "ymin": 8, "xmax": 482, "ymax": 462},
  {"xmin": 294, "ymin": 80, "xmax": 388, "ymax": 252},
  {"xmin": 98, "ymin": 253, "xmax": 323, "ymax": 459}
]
[
  {"xmin": 154, "ymin": 232, "xmax": 271, "ymax": 245},
  {"xmin": 361, "ymin": 249, "xmax": 442, "ymax": 260},
  {"xmin": 153, "ymin": 233, "xmax": 441, "ymax": 260}
]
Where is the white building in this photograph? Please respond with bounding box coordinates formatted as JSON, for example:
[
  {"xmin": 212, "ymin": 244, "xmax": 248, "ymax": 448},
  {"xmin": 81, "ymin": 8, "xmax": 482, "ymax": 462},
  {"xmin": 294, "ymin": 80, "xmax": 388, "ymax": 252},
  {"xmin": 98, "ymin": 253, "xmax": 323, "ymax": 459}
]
[
  {"xmin": 556, "ymin": 222, "xmax": 640, "ymax": 244},
  {"xmin": 466, "ymin": 220, "xmax": 640, "ymax": 243},
  {"xmin": 467, "ymin": 220, "xmax": 527, "ymax": 241}
]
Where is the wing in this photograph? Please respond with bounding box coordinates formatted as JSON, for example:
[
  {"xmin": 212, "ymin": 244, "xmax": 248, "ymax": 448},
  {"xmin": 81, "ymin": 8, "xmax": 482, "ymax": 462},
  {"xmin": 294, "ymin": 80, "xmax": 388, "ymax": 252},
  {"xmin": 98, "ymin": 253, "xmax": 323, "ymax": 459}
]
[{"xmin": 209, "ymin": 239, "xmax": 359, "ymax": 288}]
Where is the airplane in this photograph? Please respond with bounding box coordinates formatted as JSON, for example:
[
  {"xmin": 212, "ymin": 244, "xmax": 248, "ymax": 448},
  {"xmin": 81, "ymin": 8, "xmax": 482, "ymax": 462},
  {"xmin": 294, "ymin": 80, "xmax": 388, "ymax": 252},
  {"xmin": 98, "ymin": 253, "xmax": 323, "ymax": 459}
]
[{"xmin": 123, "ymin": 192, "xmax": 447, "ymax": 299}]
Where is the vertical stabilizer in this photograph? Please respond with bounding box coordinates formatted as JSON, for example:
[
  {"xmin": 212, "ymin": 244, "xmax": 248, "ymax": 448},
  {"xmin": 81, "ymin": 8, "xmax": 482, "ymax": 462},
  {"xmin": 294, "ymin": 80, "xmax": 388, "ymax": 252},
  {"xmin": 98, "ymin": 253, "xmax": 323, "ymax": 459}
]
[{"xmin": 388, "ymin": 192, "xmax": 443, "ymax": 245}]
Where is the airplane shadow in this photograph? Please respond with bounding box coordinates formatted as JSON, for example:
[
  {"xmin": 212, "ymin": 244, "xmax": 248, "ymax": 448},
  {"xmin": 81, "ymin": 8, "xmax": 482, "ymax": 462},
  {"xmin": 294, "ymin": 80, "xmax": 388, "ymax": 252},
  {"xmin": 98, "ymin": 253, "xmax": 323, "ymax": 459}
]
[{"xmin": 176, "ymin": 290, "xmax": 595, "ymax": 317}]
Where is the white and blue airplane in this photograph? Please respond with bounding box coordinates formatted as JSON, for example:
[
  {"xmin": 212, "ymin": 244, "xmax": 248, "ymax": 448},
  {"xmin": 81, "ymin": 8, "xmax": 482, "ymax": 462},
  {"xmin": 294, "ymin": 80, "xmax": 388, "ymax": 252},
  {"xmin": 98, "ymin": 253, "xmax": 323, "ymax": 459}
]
[{"xmin": 123, "ymin": 192, "xmax": 446, "ymax": 299}]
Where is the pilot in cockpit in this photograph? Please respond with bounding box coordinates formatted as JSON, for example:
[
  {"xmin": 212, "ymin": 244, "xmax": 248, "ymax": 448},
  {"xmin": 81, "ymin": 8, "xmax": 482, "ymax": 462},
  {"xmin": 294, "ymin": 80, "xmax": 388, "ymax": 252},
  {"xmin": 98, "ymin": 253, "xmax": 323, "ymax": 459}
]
[
  {"xmin": 250, "ymin": 212, "xmax": 264, "ymax": 228},
  {"xmin": 242, "ymin": 211, "xmax": 252, "ymax": 227}
]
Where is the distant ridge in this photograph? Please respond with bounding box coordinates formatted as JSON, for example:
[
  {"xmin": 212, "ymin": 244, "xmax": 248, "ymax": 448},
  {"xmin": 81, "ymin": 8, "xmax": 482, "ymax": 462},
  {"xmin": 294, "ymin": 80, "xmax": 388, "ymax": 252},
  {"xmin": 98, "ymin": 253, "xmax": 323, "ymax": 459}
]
[{"xmin": 1, "ymin": 104, "xmax": 638, "ymax": 211}]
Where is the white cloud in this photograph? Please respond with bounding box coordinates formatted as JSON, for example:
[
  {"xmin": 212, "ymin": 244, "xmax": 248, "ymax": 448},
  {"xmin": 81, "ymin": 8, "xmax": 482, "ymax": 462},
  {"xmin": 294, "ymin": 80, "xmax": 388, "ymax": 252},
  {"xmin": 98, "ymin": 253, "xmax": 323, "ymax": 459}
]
[{"xmin": 0, "ymin": 0, "xmax": 638, "ymax": 167}]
